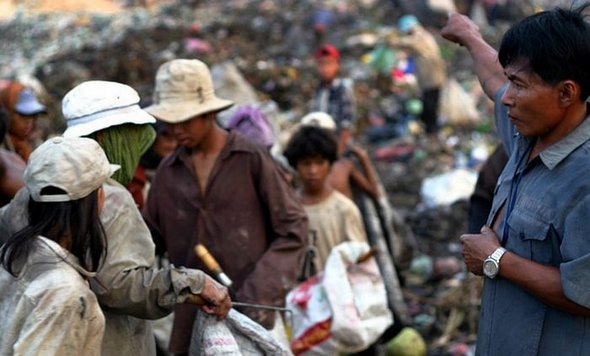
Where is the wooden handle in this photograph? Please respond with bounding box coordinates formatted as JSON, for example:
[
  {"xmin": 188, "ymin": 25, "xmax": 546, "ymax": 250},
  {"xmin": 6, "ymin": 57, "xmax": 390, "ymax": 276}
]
[
  {"xmin": 356, "ymin": 249, "xmax": 377, "ymax": 264},
  {"xmin": 194, "ymin": 244, "xmax": 222, "ymax": 273}
]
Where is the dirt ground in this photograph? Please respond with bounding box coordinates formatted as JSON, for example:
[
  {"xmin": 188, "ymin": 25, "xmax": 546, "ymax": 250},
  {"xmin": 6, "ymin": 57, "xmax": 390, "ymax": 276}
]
[{"xmin": 0, "ymin": 0, "xmax": 122, "ymax": 19}]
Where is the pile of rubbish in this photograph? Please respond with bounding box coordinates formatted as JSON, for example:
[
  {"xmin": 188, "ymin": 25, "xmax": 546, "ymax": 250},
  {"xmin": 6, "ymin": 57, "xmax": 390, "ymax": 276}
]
[{"xmin": 0, "ymin": 0, "xmax": 548, "ymax": 354}]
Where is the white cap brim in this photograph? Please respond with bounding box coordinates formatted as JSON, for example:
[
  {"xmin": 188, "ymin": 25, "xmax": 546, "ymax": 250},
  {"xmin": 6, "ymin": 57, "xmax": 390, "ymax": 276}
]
[{"xmin": 64, "ymin": 105, "xmax": 156, "ymax": 138}]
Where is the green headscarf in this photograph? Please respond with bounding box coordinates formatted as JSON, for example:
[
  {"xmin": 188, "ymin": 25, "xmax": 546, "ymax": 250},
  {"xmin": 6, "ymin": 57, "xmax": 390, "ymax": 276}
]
[{"xmin": 96, "ymin": 124, "xmax": 156, "ymax": 186}]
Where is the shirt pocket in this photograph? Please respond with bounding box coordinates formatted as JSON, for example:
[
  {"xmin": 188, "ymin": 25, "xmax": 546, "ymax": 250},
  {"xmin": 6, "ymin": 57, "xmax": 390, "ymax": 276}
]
[{"xmin": 506, "ymin": 211, "xmax": 556, "ymax": 265}]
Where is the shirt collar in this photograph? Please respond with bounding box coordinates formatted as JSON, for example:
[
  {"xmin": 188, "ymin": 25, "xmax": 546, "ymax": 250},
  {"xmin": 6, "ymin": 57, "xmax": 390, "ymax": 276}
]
[
  {"xmin": 32, "ymin": 236, "xmax": 96, "ymax": 278},
  {"xmin": 320, "ymin": 78, "xmax": 341, "ymax": 89},
  {"xmin": 168, "ymin": 131, "xmax": 256, "ymax": 165},
  {"xmin": 539, "ymin": 115, "xmax": 590, "ymax": 170}
]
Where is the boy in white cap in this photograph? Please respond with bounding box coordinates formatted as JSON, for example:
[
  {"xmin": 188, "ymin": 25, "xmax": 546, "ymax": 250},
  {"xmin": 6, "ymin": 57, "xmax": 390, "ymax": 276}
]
[
  {"xmin": 0, "ymin": 80, "xmax": 231, "ymax": 356},
  {"xmin": 0, "ymin": 137, "xmax": 111, "ymax": 355},
  {"xmin": 143, "ymin": 59, "xmax": 308, "ymax": 354}
]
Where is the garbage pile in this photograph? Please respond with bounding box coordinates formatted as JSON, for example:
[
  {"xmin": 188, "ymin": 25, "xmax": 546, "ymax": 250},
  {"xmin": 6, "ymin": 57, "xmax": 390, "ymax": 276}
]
[{"xmin": 0, "ymin": 0, "xmax": 544, "ymax": 354}]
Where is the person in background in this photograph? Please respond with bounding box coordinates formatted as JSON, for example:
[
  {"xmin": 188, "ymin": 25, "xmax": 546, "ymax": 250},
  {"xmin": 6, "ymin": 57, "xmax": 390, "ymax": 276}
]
[
  {"xmin": 225, "ymin": 105, "xmax": 275, "ymax": 150},
  {"xmin": 392, "ymin": 15, "xmax": 446, "ymax": 134},
  {"xmin": 225, "ymin": 105, "xmax": 295, "ymax": 185},
  {"xmin": 0, "ymin": 137, "xmax": 111, "ymax": 355},
  {"xmin": 0, "ymin": 108, "xmax": 24, "ymax": 207},
  {"xmin": 128, "ymin": 121, "xmax": 178, "ymax": 209},
  {"xmin": 443, "ymin": 7, "xmax": 590, "ymax": 354},
  {"xmin": 310, "ymin": 44, "xmax": 357, "ymax": 132},
  {"xmin": 284, "ymin": 125, "xmax": 367, "ymax": 270},
  {"xmin": 0, "ymin": 81, "xmax": 47, "ymax": 161},
  {"xmin": 300, "ymin": 111, "xmax": 379, "ymax": 201},
  {"xmin": 143, "ymin": 59, "xmax": 307, "ymax": 354},
  {"xmin": 0, "ymin": 80, "xmax": 231, "ymax": 356}
]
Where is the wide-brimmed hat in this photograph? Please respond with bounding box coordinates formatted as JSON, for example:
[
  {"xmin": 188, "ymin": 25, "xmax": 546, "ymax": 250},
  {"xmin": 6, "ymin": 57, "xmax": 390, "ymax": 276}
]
[
  {"xmin": 62, "ymin": 80, "xmax": 156, "ymax": 138},
  {"xmin": 144, "ymin": 59, "xmax": 234, "ymax": 124},
  {"xmin": 25, "ymin": 136, "xmax": 119, "ymax": 202}
]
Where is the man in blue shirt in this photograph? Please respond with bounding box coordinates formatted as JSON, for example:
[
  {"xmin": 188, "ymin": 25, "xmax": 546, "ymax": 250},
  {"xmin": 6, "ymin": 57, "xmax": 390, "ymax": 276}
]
[{"xmin": 442, "ymin": 6, "xmax": 590, "ymax": 355}]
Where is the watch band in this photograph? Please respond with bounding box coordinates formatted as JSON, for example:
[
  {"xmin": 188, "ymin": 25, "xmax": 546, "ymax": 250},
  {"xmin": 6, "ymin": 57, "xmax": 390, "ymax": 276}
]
[{"xmin": 489, "ymin": 247, "xmax": 507, "ymax": 263}]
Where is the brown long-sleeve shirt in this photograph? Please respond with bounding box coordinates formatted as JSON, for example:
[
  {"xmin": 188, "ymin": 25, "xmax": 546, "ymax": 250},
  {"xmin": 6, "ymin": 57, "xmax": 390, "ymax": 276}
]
[{"xmin": 143, "ymin": 132, "xmax": 308, "ymax": 353}]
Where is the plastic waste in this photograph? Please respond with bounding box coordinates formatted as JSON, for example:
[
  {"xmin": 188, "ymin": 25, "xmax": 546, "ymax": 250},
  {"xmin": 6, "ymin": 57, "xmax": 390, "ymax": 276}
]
[{"xmin": 385, "ymin": 327, "xmax": 427, "ymax": 356}]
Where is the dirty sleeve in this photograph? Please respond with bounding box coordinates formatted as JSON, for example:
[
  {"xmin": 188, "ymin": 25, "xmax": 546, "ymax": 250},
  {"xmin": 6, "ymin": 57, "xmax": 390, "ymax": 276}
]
[
  {"xmin": 91, "ymin": 180, "xmax": 206, "ymax": 318},
  {"xmin": 0, "ymin": 182, "xmax": 207, "ymax": 318},
  {"xmin": 235, "ymin": 154, "xmax": 308, "ymax": 310}
]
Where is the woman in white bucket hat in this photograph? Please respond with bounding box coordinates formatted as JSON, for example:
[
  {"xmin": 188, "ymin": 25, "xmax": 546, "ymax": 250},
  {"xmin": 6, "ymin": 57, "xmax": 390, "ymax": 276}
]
[
  {"xmin": 0, "ymin": 80, "xmax": 231, "ymax": 356},
  {"xmin": 0, "ymin": 137, "xmax": 115, "ymax": 355}
]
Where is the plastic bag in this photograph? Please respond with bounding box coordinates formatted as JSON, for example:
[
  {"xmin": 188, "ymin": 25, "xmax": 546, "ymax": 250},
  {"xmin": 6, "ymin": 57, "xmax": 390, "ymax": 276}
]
[
  {"xmin": 420, "ymin": 168, "xmax": 478, "ymax": 208},
  {"xmin": 286, "ymin": 241, "xmax": 393, "ymax": 355},
  {"xmin": 190, "ymin": 309, "xmax": 292, "ymax": 355},
  {"xmin": 369, "ymin": 43, "xmax": 397, "ymax": 76},
  {"xmin": 439, "ymin": 79, "xmax": 479, "ymax": 125}
]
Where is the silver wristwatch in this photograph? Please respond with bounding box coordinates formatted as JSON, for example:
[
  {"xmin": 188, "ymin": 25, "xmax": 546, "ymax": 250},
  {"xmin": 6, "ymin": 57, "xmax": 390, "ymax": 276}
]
[{"xmin": 483, "ymin": 247, "xmax": 507, "ymax": 279}]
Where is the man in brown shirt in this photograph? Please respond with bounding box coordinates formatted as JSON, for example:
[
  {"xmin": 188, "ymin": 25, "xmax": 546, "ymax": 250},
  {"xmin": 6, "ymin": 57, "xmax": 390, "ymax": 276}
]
[{"xmin": 143, "ymin": 59, "xmax": 308, "ymax": 354}]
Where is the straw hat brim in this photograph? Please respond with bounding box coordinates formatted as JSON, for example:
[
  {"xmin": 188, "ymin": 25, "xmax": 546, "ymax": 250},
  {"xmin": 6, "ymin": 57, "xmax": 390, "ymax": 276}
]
[{"xmin": 145, "ymin": 97, "xmax": 234, "ymax": 123}]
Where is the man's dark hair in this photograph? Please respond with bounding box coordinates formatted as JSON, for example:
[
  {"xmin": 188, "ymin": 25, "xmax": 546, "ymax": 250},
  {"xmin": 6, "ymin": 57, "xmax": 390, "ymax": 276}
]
[
  {"xmin": 0, "ymin": 188, "xmax": 107, "ymax": 276},
  {"xmin": 498, "ymin": 4, "xmax": 590, "ymax": 100},
  {"xmin": 284, "ymin": 126, "xmax": 338, "ymax": 168}
]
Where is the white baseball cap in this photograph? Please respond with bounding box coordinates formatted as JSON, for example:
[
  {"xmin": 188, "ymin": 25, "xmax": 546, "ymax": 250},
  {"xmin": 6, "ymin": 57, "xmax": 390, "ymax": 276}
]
[
  {"xmin": 62, "ymin": 80, "xmax": 156, "ymax": 137},
  {"xmin": 15, "ymin": 89, "xmax": 46, "ymax": 116},
  {"xmin": 300, "ymin": 111, "xmax": 337, "ymax": 131},
  {"xmin": 25, "ymin": 136, "xmax": 119, "ymax": 202}
]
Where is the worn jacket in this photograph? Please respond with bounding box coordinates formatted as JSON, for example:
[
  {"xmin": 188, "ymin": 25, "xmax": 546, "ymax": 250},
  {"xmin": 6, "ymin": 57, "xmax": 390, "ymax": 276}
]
[
  {"xmin": 0, "ymin": 179, "xmax": 207, "ymax": 356},
  {"xmin": 0, "ymin": 237, "xmax": 104, "ymax": 355},
  {"xmin": 143, "ymin": 131, "xmax": 308, "ymax": 353}
]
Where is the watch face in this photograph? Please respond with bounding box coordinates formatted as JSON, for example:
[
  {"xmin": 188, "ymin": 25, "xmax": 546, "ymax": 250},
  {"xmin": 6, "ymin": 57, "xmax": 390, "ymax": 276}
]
[{"xmin": 483, "ymin": 260, "xmax": 498, "ymax": 277}]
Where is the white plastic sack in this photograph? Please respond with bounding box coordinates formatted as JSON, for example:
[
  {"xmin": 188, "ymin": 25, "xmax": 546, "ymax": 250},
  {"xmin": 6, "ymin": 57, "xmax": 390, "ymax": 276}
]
[
  {"xmin": 427, "ymin": 0, "xmax": 457, "ymax": 13},
  {"xmin": 420, "ymin": 168, "xmax": 478, "ymax": 208},
  {"xmin": 286, "ymin": 241, "xmax": 393, "ymax": 355},
  {"xmin": 439, "ymin": 79, "xmax": 479, "ymax": 125},
  {"xmin": 211, "ymin": 61, "xmax": 260, "ymax": 106},
  {"xmin": 190, "ymin": 309, "xmax": 292, "ymax": 355}
]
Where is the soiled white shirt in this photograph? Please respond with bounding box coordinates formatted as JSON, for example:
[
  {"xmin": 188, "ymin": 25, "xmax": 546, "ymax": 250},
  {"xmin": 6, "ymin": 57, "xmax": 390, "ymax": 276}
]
[
  {"xmin": 0, "ymin": 236, "xmax": 104, "ymax": 356},
  {"xmin": 303, "ymin": 190, "xmax": 367, "ymax": 270}
]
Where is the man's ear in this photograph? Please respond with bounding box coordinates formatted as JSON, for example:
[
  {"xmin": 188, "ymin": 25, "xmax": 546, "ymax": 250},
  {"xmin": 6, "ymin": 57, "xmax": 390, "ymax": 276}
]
[{"xmin": 559, "ymin": 80, "xmax": 581, "ymax": 106}]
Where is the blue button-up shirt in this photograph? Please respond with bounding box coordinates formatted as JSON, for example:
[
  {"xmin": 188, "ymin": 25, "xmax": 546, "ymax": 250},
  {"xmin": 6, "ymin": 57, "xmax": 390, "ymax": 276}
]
[{"xmin": 476, "ymin": 85, "xmax": 590, "ymax": 356}]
